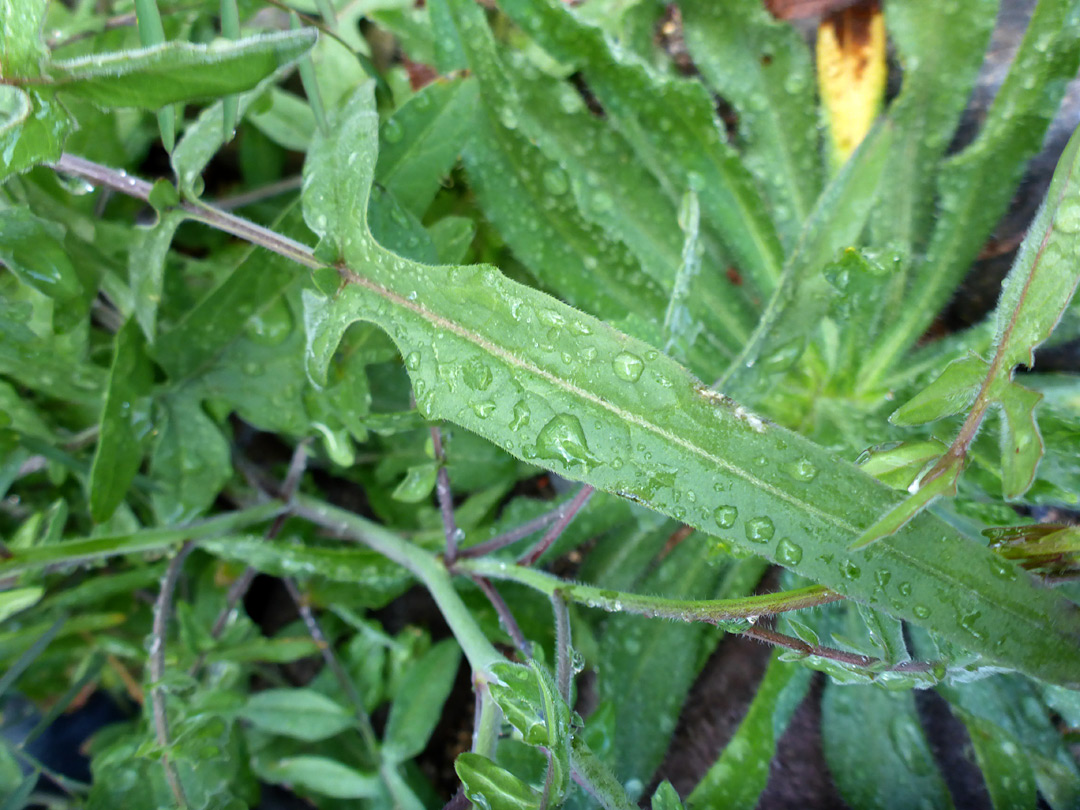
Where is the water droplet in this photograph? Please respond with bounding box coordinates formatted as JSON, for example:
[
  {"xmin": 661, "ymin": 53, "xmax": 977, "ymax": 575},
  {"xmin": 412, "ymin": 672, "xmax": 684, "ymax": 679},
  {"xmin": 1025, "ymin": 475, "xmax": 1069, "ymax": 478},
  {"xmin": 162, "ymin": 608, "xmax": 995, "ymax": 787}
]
[
  {"xmin": 745, "ymin": 516, "xmax": 775, "ymax": 543},
  {"xmin": 912, "ymin": 604, "xmax": 930, "ymax": 619},
  {"xmin": 713, "ymin": 505, "xmax": 738, "ymax": 529},
  {"xmin": 509, "ymin": 400, "xmax": 530, "ymax": 431},
  {"xmin": 875, "ymin": 570, "xmax": 891, "ymax": 588},
  {"xmin": 840, "ymin": 561, "xmax": 861, "ymax": 580},
  {"xmin": 591, "ymin": 191, "xmax": 613, "ymax": 213},
  {"xmin": 535, "ymin": 414, "xmax": 599, "ymax": 470},
  {"xmin": 461, "ymin": 357, "xmax": 493, "ymax": 391},
  {"xmin": 788, "ymin": 458, "xmax": 818, "ymax": 482},
  {"xmin": 542, "ymin": 167, "xmax": 569, "ymax": 196},
  {"xmin": 612, "ymin": 351, "xmax": 644, "ymax": 382},
  {"xmin": 897, "ymin": 582, "xmax": 912, "ymax": 596},
  {"xmin": 989, "ymin": 557, "xmax": 1018, "ymax": 581},
  {"xmin": 776, "ymin": 538, "xmax": 803, "ymax": 566},
  {"xmin": 624, "ymin": 779, "xmax": 644, "ymax": 801},
  {"xmin": 471, "ymin": 401, "xmax": 495, "ymax": 419},
  {"xmin": 245, "ymin": 298, "xmax": 293, "ymax": 345},
  {"xmin": 383, "ymin": 118, "xmax": 404, "ymax": 143},
  {"xmin": 498, "ymin": 106, "xmax": 518, "ymax": 129},
  {"xmin": 404, "ymin": 351, "xmax": 421, "ymax": 371},
  {"xmin": 960, "ymin": 610, "xmax": 985, "ymax": 640},
  {"xmin": 242, "ymin": 361, "xmax": 262, "ymax": 376}
]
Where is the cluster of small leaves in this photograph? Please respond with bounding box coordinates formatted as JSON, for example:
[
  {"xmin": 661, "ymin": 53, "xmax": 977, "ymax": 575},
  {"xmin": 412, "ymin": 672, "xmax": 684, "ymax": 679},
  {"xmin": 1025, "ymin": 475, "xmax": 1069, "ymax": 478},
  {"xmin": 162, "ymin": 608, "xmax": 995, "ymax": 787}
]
[{"xmin": 1, "ymin": 0, "xmax": 1080, "ymax": 808}]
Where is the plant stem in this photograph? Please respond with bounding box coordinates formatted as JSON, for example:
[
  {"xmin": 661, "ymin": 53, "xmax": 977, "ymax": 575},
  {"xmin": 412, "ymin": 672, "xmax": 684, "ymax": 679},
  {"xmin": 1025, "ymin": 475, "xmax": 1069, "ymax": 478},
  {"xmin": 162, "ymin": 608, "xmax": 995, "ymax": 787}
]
[
  {"xmin": 518, "ymin": 484, "xmax": 594, "ymax": 566},
  {"xmin": 51, "ymin": 154, "xmax": 321, "ymax": 271},
  {"xmin": 471, "ymin": 575, "xmax": 530, "ymax": 655},
  {"xmin": 290, "ymin": 494, "xmax": 503, "ymax": 675},
  {"xmin": 430, "ymin": 424, "xmax": 461, "ymax": 564},
  {"xmin": 456, "ymin": 501, "xmax": 569, "ymax": 559},
  {"xmin": 550, "ymin": 592, "xmax": 571, "ymax": 703},
  {"xmin": 282, "ymin": 578, "xmax": 379, "ymax": 752},
  {"xmin": 742, "ymin": 624, "xmax": 939, "ymax": 672},
  {"xmin": 149, "ymin": 541, "xmax": 195, "ymax": 809},
  {"xmin": 460, "ymin": 557, "xmax": 844, "ymax": 624}
]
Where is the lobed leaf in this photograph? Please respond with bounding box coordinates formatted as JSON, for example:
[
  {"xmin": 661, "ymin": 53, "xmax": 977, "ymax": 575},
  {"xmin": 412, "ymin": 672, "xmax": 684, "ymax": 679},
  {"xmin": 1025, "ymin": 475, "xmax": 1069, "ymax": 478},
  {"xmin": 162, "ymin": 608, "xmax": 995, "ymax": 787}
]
[{"xmin": 300, "ymin": 84, "xmax": 1080, "ymax": 686}]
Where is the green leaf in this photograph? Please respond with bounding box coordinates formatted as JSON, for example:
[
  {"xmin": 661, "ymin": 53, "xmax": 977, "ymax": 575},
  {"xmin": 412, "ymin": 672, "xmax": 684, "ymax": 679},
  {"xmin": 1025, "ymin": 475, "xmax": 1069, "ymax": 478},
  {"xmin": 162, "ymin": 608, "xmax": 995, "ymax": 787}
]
[
  {"xmin": 871, "ymin": 0, "xmax": 998, "ymax": 258},
  {"xmin": 375, "ymin": 78, "xmax": 479, "ymax": 217},
  {"xmin": 300, "ymin": 83, "xmax": 1080, "ymax": 687},
  {"xmin": 863, "ymin": 0, "xmax": 1080, "ymax": 383},
  {"xmin": 260, "ymin": 756, "xmax": 380, "ymax": 799},
  {"xmin": 0, "ymin": 502, "xmax": 280, "ymax": 576},
  {"xmin": 438, "ymin": 0, "xmax": 755, "ymax": 371},
  {"xmin": 0, "ymin": 586, "xmax": 44, "ymax": 623},
  {"xmin": 171, "ymin": 69, "xmax": 303, "ymax": 196},
  {"xmin": 150, "ymin": 391, "xmax": 232, "ymax": 524},
  {"xmin": 0, "ymin": 88, "xmax": 71, "ymax": 180},
  {"xmin": 488, "ymin": 661, "xmax": 570, "ymax": 801},
  {"xmin": 391, "ymin": 461, "xmax": 439, "ymax": 503},
  {"xmin": 890, "ymin": 354, "xmax": 988, "ymax": 426},
  {"xmin": 997, "ymin": 382, "xmax": 1044, "ymax": 499},
  {"xmin": 130, "ymin": 210, "xmax": 184, "ymax": 341},
  {"xmin": 462, "ymin": 100, "xmax": 664, "ymax": 325},
  {"xmin": 239, "ymin": 688, "xmax": 356, "ymax": 742},
  {"xmin": 680, "ymin": 0, "xmax": 821, "ymax": 247},
  {"xmin": 718, "ymin": 120, "xmax": 895, "ymax": 401},
  {"xmin": 955, "ymin": 710, "xmax": 1037, "ymax": 810},
  {"xmin": 499, "ymin": 0, "xmax": 785, "ymax": 297},
  {"xmin": 651, "ymin": 781, "xmax": 685, "ymax": 810},
  {"xmin": 688, "ymin": 655, "xmax": 810, "ymax": 810},
  {"xmin": 88, "ymin": 319, "xmax": 154, "ymax": 523},
  {"xmin": 993, "ymin": 123, "xmax": 1080, "ymax": 373},
  {"xmin": 383, "ymin": 639, "xmax": 462, "ymax": 761},
  {"xmin": 0, "ymin": 0, "xmax": 47, "ymax": 79},
  {"xmin": 455, "ymin": 753, "xmax": 542, "ymax": 810},
  {"xmin": 152, "ymin": 207, "xmax": 302, "ymax": 379},
  {"xmin": 246, "ymin": 88, "xmax": 315, "ymax": 151},
  {"xmin": 0, "ymin": 208, "xmax": 82, "ymax": 301},
  {"xmin": 822, "ymin": 684, "xmax": 953, "ymax": 810},
  {"xmin": 46, "ymin": 30, "xmax": 318, "ymax": 110}
]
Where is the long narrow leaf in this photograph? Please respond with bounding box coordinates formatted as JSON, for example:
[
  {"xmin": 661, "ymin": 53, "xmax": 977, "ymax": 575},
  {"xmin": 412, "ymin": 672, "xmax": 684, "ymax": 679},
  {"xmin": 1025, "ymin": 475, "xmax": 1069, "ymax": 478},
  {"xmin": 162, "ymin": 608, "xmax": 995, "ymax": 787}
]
[{"xmin": 299, "ymin": 83, "xmax": 1080, "ymax": 687}]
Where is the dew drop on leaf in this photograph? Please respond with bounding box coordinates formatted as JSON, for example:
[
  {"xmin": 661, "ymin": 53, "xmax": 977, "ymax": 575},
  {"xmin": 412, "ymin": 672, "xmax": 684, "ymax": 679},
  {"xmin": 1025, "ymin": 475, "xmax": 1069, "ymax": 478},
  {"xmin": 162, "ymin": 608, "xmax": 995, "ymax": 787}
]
[
  {"xmin": 776, "ymin": 538, "xmax": 803, "ymax": 566},
  {"xmin": 461, "ymin": 357, "xmax": 493, "ymax": 391},
  {"xmin": 912, "ymin": 604, "xmax": 930, "ymax": 619},
  {"xmin": 471, "ymin": 401, "xmax": 495, "ymax": 419},
  {"xmin": 382, "ymin": 118, "xmax": 404, "ymax": 143},
  {"xmin": 841, "ymin": 561, "xmax": 861, "ymax": 580},
  {"xmin": 404, "ymin": 351, "xmax": 421, "ymax": 370},
  {"xmin": 509, "ymin": 400, "xmax": 530, "ymax": 431},
  {"xmin": 535, "ymin": 414, "xmax": 598, "ymax": 470},
  {"xmin": 713, "ymin": 505, "xmax": 738, "ymax": 528},
  {"xmin": 788, "ymin": 458, "xmax": 818, "ymax": 482},
  {"xmin": 898, "ymin": 582, "xmax": 913, "ymax": 596},
  {"xmin": 612, "ymin": 351, "xmax": 644, "ymax": 382},
  {"xmin": 542, "ymin": 167, "xmax": 569, "ymax": 196},
  {"xmin": 745, "ymin": 516, "xmax": 775, "ymax": 543}
]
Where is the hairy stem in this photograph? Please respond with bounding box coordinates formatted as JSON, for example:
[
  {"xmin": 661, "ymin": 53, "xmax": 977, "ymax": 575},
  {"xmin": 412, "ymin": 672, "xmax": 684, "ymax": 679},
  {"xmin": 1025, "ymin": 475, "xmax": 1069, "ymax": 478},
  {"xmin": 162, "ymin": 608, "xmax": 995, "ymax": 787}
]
[
  {"xmin": 283, "ymin": 578, "xmax": 379, "ymax": 752},
  {"xmin": 456, "ymin": 501, "xmax": 571, "ymax": 559},
  {"xmin": 518, "ymin": 484, "xmax": 594, "ymax": 566},
  {"xmin": 150, "ymin": 541, "xmax": 195, "ymax": 809},
  {"xmin": 471, "ymin": 575, "xmax": 531, "ymax": 655},
  {"xmin": 290, "ymin": 494, "xmax": 503, "ymax": 674},
  {"xmin": 460, "ymin": 557, "xmax": 844, "ymax": 624},
  {"xmin": 430, "ymin": 425, "xmax": 461, "ymax": 564}
]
